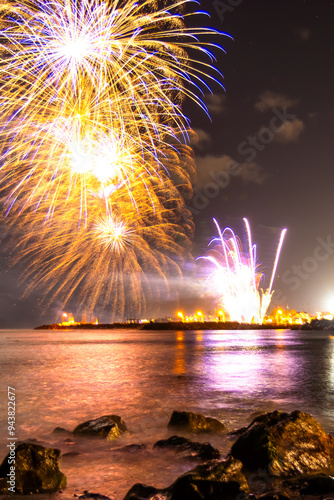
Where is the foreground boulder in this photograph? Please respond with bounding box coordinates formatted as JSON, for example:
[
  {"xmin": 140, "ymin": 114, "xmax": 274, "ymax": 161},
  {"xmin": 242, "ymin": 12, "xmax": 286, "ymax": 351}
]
[
  {"xmin": 73, "ymin": 415, "xmax": 128, "ymax": 440},
  {"xmin": 123, "ymin": 457, "xmax": 248, "ymax": 500},
  {"xmin": 167, "ymin": 456, "xmax": 249, "ymax": 500},
  {"xmin": 0, "ymin": 443, "xmax": 66, "ymax": 494},
  {"xmin": 231, "ymin": 410, "xmax": 334, "ymax": 477},
  {"xmin": 153, "ymin": 435, "xmax": 220, "ymax": 461},
  {"xmin": 168, "ymin": 411, "xmax": 226, "ymax": 435}
]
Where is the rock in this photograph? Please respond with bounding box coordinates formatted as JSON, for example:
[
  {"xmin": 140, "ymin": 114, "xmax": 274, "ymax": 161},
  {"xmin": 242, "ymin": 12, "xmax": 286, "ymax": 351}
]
[
  {"xmin": 17, "ymin": 437, "xmax": 39, "ymax": 444},
  {"xmin": 168, "ymin": 411, "xmax": 226, "ymax": 435},
  {"xmin": 73, "ymin": 415, "xmax": 128, "ymax": 440},
  {"xmin": 53, "ymin": 427, "xmax": 72, "ymax": 434},
  {"xmin": 167, "ymin": 456, "xmax": 249, "ymax": 500},
  {"xmin": 231, "ymin": 410, "xmax": 334, "ymax": 477},
  {"xmin": 153, "ymin": 435, "xmax": 220, "ymax": 461},
  {"xmin": 228, "ymin": 426, "xmax": 248, "ymax": 438},
  {"xmin": 79, "ymin": 491, "xmax": 112, "ymax": 500},
  {"xmin": 123, "ymin": 483, "xmax": 159, "ymax": 500},
  {"xmin": 0, "ymin": 443, "xmax": 67, "ymax": 494},
  {"xmin": 63, "ymin": 451, "xmax": 81, "ymax": 457},
  {"xmin": 299, "ymin": 474, "xmax": 334, "ymax": 494}
]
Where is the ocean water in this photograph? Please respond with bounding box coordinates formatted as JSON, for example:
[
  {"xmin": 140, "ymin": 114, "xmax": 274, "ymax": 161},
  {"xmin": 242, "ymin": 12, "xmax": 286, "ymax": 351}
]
[{"xmin": 1, "ymin": 328, "xmax": 334, "ymax": 499}]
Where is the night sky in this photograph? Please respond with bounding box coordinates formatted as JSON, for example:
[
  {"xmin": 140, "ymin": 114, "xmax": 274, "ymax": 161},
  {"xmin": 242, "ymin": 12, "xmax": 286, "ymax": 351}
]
[
  {"xmin": 188, "ymin": 0, "xmax": 334, "ymax": 315},
  {"xmin": 1, "ymin": 0, "xmax": 334, "ymax": 326}
]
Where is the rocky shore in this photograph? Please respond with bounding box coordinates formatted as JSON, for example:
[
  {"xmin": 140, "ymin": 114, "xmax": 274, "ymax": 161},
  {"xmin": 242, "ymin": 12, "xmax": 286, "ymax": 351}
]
[{"xmin": 1, "ymin": 410, "xmax": 334, "ymax": 499}]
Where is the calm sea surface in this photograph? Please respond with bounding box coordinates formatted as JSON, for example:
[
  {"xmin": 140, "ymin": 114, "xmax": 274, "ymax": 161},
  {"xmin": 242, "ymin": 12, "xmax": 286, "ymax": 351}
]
[{"xmin": 1, "ymin": 328, "xmax": 334, "ymax": 499}]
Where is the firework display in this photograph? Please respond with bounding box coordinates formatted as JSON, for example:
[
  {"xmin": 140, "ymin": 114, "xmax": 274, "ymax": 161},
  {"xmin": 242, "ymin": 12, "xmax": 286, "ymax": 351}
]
[
  {"xmin": 0, "ymin": 0, "xmax": 228, "ymax": 318},
  {"xmin": 200, "ymin": 218, "xmax": 287, "ymax": 324}
]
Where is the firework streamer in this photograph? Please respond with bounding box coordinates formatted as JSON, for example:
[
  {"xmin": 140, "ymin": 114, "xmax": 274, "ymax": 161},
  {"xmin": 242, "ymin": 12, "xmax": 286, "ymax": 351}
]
[{"xmin": 199, "ymin": 218, "xmax": 287, "ymax": 324}]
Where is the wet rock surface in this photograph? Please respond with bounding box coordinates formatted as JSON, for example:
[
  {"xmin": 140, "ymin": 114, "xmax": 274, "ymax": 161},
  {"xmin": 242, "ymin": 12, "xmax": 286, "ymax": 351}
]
[
  {"xmin": 153, "ymin": 435, "xmax": 220, "ymax": 461},
  {"xmin": 297, "ymin": 474, "xmax": 334, "ymax": 494},
  {"xmin": 167, "ymin": 456, "xmax": 249, "ymax": 500},
  {"xmin": 231, "ymin": 410, "xmax": 334, "ymax": 477},
  {"xmin": 167, "ymin": 411, "xmax": 227, "ymax": 435},
  {"xmin": 73, "ymin": 415, "xmax": 128, "ymax": 440},
  {"xmin": 122, "ymin": 456, "xmax": 248, "ymax": 500},
  {"xmin": 0, "ymin": 442, "xmax": 66, "ymax": 494},
  {"xmin": 122, "ymin": 483, "xmax": 159, "ymax": 500}
]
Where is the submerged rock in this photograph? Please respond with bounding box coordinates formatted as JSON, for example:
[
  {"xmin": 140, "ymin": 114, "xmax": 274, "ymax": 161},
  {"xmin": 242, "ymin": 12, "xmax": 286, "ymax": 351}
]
[
  {"xmin": 52, "ymin": 426, "xmax": 72, "ymax": 434},
  {"xmin": 0, "ymin": 442, "xmax": 67, "ymax": 494},
  {"xmin": 123, "ymin": 483, "xmax": 159, "ymax": 500},
  {"xmin": 62, "ymin": 451, "xmax": 81, "ymax": 457},
  {"xmin": 153, "ymin": 435, "xmax": 220, "ymax": 461},
  {"xmin": 231, "ymin": 410, "xmax": 334, "ymax": 477},
  {"xmin": 167, "ymin": 456, "xmax": 249, "ymax": 500},
  {"xmin": 73, "ymin": 415, "xmax": 128, "ymax": 440},
  {"xmin": 168, "ymin": 411, "xmax": 226, "ymax": 435}
]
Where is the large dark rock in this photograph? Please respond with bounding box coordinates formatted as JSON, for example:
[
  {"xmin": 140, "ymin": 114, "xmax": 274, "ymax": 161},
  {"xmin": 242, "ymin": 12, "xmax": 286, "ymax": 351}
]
[
  {"xmin": 122, "ymin": 483, "xmax": 159, "ymax": 500},
  {"xmin": 231, "ymin": 410, "xmax": 334, "ymax": 477},
  {"xmin": 299, "ymin": 474, "xmax": 334, "ymax": 494},
  {"xmin": 0, "ymin": 443, "xmax": 67, "ymax": 494},
  {"xmin": 167, "ymin": 456, "xmax": 249, "ymax": 500},
  {"xmin": 153, "ymin": 435, "xmax": 220, "ymax": 461},
  {"xmin": 123, "ymin": 457, "xmax": 248, "ymax": 500},
  {"xmin": 73, "ymin": 415, "xmax": 128, "ymax": 440},
  {"xmin": 168, "ymin": 411, "xmax": 226, "ymax": 435}
]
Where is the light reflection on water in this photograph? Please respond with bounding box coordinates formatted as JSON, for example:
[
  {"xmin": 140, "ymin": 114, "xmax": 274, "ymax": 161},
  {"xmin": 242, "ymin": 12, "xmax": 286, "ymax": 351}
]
[{"xmin": 1, "ymin": 328, "xmax": 334, "ymax": 499}]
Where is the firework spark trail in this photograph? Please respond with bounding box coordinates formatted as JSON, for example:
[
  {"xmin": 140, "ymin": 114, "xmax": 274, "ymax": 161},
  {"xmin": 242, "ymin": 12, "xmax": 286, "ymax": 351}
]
[
  {"xmin": 0, "ymin": 0, "xmax": 229, "ymax": 318},
  {"xmin": 200, "ymin": 218, "xmax": 287, "ymax": 324},
  {"xmin": 9, "ymin": 171, "xmax": 191, "ymax": 318},
  {"xmin": 0, "ymin": 0, "xmax": 229, "ymax": 148},
  {"xmin": 0, "ymin": 0, "xmax": 230, "ymax": 223}
]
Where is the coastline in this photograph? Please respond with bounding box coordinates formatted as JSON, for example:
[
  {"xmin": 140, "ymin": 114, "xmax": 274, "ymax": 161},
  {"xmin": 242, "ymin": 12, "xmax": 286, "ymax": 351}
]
[{"xmin": 34, "ymin": 321, "xmax": 302, "ymax": 331}]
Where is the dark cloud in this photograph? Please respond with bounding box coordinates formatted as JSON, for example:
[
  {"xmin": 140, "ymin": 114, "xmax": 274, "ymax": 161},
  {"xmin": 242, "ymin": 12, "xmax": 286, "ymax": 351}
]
[
  {"xmin": 195, "ymin": 154, "xmax": 267, "ymax": 188},
  {"xmin": 255, "ymin": 91, "xmax": 300, "ymax": 112},
  {"xmin": 273, "ymin": 118, "xmax": 305, "ymax": 143},
  {"xmin": 204, "ymin": 93, "xmax": 227, "ymax": 115},
  {"xmin": 191, "ymin": 128, "xmax": 212, "ymax": 151}
]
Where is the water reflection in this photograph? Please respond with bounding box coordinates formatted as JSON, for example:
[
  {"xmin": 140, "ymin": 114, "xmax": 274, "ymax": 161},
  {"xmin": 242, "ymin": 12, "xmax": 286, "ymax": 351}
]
[
  {"xmin": 2, "ymin": 329, "xmax": 334, "ymax": 499},
  {"xmin": 174, "ymin": 331, "xmax": 186, "ymax": 374},
  {"xmin": 1, "ymin": 329, "xmax": 334, "ymax": 436}
]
